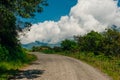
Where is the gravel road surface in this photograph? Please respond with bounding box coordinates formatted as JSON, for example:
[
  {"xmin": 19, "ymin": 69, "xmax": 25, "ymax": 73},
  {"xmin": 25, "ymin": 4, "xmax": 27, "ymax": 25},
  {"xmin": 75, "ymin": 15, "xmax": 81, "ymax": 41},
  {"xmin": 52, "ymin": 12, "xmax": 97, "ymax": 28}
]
[{"xmin": 10, "ymin": 52, "xmax": 112, "ymax": 80}]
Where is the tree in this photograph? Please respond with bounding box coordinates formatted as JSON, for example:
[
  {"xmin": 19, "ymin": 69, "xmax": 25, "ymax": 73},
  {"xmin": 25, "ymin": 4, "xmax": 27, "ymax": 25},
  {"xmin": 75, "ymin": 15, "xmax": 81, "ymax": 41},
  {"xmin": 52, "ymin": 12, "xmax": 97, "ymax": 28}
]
[
  {"xmin": 61, "ymin": 39, "xmax": 78, "ymax": 52},
  {"xmin": 0, "ymin": 0, "xmax": 48, "ymax": 18},
  {"xmin": 75, "ymin": 29, "xmax": 120, "ymax": 56},
  {"xmin": 0, "ymin": 0, "xmax": 48, "ymax": 61},
  {"xmin": 75, "ymin": 31, "xmax": 104, "ymax": 54},
  {"xmin": 102, "ymin": 29, "xmax": 120, "ymax": 56},
  {"xmin": 84, "ymin": 31, "xmax": 103, "ymax": 52}
]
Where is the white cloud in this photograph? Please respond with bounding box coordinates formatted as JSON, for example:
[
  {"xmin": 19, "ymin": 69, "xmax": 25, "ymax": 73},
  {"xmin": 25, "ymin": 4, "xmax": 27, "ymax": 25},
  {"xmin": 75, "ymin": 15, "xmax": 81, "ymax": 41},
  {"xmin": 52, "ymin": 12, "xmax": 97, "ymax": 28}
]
[{"xmin": 19, "ymin": 0, "xmax": 120, "ymax": 44}]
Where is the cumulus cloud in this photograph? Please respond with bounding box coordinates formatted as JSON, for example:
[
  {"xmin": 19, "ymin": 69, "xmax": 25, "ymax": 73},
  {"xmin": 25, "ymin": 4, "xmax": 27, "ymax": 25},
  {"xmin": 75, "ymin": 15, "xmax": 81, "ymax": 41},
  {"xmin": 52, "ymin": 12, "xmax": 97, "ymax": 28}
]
[{"xmin": 19, "ymin": 0, "xmax": 120, "ymax": 44}]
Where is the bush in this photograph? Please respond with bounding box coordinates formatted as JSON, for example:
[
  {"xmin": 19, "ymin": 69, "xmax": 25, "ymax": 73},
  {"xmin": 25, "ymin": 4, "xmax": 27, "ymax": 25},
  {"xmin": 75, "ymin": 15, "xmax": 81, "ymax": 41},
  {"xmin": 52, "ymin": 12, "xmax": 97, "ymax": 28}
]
[
  {"xmin": 74, "ymin": 29, "xmax": 120, "ymax": 56},
  {"xmin": 0, "ymin": 45, "xmax": 9, "ymax": 61},
  {"xmin": 61, "ymin": 39, "xmax": 78, "ymax": 52},
  {"xmin": 53, "ymin": 46, "xmax": 62, "ymax": 52}
]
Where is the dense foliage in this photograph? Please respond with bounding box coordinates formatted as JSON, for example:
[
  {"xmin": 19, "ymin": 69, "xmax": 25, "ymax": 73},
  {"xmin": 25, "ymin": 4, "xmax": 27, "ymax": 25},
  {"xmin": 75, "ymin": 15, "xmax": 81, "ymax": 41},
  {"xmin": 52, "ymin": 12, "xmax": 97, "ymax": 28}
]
[
  {"xmin": 101, "ymin": 29, "xmax": 120, "ymax": 56},
  {"xmin": 74, "ymin": 31, "xmax": 103, "ymax": 53},
  {"xmin": 0, "ymin": 0, "xmax": 48, "ymax": 80},
  {"xmin": 0, "ymin": 0, "xmax": 47, "ymax": 61},
  {"xmin": 0, "ymin": 0, "xmax": 48, "ymax": 18},
  {"xmin": 0, "ymin": 1, "xmax": 47, "ymax": 79},
  {"xmin": 61, "ymin": 29, "xmax": 120, "ymax": 56},
  {"xmin": 61, "ymin": 39, "xmax": 78, "ymax": 52}
]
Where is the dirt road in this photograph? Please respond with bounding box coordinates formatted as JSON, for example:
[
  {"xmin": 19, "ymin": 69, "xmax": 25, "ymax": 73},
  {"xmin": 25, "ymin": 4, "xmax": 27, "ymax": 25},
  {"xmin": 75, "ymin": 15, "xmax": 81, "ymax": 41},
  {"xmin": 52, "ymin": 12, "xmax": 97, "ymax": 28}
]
[{"xmin": 10, "ymin": 52, "xmax": 112, "ymax": 80}]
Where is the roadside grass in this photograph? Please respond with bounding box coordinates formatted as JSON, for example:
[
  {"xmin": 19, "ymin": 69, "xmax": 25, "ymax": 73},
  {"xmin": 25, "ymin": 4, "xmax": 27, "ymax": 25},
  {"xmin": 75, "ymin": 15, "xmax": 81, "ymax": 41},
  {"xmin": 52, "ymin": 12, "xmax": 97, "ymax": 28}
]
[
  {"xmin": 0, "ymin": 53, "xmax": 37, "ymax": 80},
  {"xmin": 43, "ymin": 51, "xmax": 120, "ymax": 80}
]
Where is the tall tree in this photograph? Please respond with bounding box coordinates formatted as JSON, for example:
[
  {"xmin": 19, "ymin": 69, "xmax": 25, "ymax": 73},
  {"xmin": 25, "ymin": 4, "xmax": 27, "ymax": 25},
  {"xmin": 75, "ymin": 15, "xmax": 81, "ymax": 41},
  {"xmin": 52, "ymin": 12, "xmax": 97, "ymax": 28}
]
[
  {"xmin": 0, "ymin": 0, "xmax": 48, "ymax": 61},
  {"xmin": 61, "ymin": 39, "xmax": 78, "ymax": 52},
  {"xmin": 75, "ymin": 31, "xmax": 103, "ymax": 53},
  {"xmin": 102, "ymin": 29, "xmax": 120, "ymax": 56}
]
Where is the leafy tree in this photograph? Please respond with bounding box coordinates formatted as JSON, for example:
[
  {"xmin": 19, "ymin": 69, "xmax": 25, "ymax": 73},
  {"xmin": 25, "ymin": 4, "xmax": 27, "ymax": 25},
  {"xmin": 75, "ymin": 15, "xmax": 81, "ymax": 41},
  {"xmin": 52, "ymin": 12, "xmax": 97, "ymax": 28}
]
[
  {"xmin": 75, "ymin": 29, "xmax": 120, "ymax": 56},
  {"xmin": 102, "ymin": 29, "xmax": 120, "ymax": 56},
  {"xmin": 84, "ymin": 31, "xmax": 103, "ymax": 52},
  {"xmin": 0, "ymin": 0, "xmax": 48, "ymax": 18},
  {"xmin": 61, "ymin": 39, "xmax": 78, "ymax": 52},
  {"xmin": 0, "ymin": 0, "xmax": 47, "ymax": 61},
  {"xmin": 75, "ymin": 31, "xmax": 103, "ymax": 54},
  {"xmin": 0, "ymin": 45, "xmax": 9, "ymax": 61}
]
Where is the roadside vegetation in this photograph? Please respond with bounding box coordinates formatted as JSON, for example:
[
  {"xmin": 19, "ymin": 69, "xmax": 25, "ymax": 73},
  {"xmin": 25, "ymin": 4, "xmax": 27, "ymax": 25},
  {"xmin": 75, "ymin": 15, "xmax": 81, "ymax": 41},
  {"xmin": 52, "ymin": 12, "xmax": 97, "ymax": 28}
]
[
  {"xmin": 0, "ymin": 0, "xmax": 47, "ymax": 79},
  {"xmin": 32, "ymin": 29, "xmax": 120, "ymax": 80},
  {"xmin": 0, "ymin": 47, "xmax": 37, "ymax": 80}
]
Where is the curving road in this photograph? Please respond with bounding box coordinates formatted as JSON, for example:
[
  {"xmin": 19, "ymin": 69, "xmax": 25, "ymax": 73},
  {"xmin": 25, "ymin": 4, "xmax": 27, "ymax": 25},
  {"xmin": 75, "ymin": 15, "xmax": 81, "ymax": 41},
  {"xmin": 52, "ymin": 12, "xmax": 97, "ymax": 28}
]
[{"xmin": 10, "ymin": 52, "xmax": 112, "ymax": 80}]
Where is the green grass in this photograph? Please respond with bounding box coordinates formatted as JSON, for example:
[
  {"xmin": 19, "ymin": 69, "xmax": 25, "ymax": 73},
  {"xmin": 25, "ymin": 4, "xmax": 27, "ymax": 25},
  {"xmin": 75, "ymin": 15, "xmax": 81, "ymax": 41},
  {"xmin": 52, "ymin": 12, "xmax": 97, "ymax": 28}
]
[
  {"xmin": 43, "ymin": 51, "xmax": 120, "ymax": 80},
  {"xmin": 0, "ymin": 53, "xmax": 37, "ymax": 80}
]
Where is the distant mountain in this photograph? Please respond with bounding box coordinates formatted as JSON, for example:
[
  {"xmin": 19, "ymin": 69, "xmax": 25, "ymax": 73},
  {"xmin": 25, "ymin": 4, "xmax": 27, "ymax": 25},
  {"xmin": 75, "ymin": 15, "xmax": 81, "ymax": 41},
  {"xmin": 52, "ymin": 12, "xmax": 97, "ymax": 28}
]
[
  {"xmin": 22, "ymin": 41, "xmax": 60, "ymax": 49},
  {"xmin": 111, "ymin": 25, "xmax": 120, "ymax": 31}
]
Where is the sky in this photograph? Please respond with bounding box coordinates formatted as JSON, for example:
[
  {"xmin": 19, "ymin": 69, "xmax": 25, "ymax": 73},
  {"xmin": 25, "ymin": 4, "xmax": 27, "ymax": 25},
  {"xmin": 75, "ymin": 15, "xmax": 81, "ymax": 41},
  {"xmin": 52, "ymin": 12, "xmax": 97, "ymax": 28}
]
[
  {"xmin": 20, "ymin": 0, "xmax": 77, "ymax": 23},
  {"xmin": 19, "ymin": 0, "xmax": 120, "ymax": 44}
]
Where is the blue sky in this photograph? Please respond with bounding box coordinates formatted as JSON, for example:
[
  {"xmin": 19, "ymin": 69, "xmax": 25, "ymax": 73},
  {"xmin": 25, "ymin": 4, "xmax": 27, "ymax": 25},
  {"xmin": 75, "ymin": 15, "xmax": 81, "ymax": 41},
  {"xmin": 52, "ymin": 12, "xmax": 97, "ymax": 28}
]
[
  {"xmin": 35, "ymin": 0, "xmax": 77, "ymax": 22},
  {"xmin": 19, "ymin": 0, "xmax": 120, "ymax": 24},
  {"xmin": 21, "ymin": 0, "xmax": 77, "ymax": 23},
  {"xmin": 118, "ymin": 0, "xmax": 120, "ymax": 6}
]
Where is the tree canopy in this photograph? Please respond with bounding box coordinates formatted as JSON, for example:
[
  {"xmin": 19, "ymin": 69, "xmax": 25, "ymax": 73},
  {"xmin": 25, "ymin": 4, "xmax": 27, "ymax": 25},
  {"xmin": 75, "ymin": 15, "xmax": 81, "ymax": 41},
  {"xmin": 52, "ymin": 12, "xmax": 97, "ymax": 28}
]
[
  {"xmin": 60, "ymin": 29, "xmax": 120, "ymax": 56},
  {"xmin": 0, "ymin": 0, "xmax": 48, "ymax": 18},
  {"xmin": 0, "ymin": 0, "xmax": 48, "ymax": 61}
]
